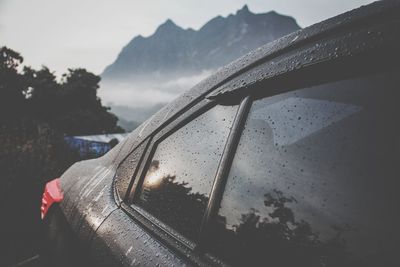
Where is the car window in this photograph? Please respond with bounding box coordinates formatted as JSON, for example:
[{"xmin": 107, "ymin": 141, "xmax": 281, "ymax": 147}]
[
  {"xmin": 134, "ymin": 104, "xmax": 238, "ymax": 242},
  {"xmin": 115, "ymin": 140, "xmax": 148, "ymax": 201},
  {"xmin": 208, "ymin": 70, "xmax": 400, "ymax": 267}
]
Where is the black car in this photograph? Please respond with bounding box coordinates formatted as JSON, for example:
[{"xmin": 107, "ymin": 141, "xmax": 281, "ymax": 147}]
[{"xmin": 42, "ymin": 1, "xmax": 400, "ymax": 266}]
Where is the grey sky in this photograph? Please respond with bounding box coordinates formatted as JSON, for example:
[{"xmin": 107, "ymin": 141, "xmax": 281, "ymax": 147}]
[{"xmin": 0, "ymin": 0, "xmax": 375, "ymax": 76}]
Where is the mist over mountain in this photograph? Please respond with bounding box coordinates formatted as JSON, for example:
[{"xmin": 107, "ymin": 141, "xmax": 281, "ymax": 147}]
[{"xmin": 99, "ymin": 5, "xmax": 300, "ymax": 130}]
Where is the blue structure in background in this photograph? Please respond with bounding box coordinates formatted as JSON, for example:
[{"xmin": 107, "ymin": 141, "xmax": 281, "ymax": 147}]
[{"xmin": 64, "ymin": 133, "xmax": 128, "ymax": 158}]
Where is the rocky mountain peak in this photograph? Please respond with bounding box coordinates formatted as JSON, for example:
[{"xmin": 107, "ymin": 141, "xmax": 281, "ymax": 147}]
[
  {"xmin": 237, "ymin": 4, "xmax": 251, "ymax": 15},
  {"xmin": 102, "ymin": 6, "xmax": 300, "ymax": 80},
  {"xmin": 155, "ymin": 19, "xmax": 182, "ymax": 33}
]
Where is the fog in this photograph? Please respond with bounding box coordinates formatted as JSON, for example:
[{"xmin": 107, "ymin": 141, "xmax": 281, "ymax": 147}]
[
  {"xmin": 99, "ymin": 70, "xmax": 213, "ymax": 107},
  {"xmin": 99, "ymin": 70, "xmax": 214, "ymax": 129}
]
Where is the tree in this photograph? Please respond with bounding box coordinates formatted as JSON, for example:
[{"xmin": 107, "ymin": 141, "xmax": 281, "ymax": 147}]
[
  {"xmin": 0, "ymin": 46, "xmax": 124, "ymax": 135},
  {"xmin": 55, "ymin": 68, "xmax": 123, "ymax": 135},
  {"xmin": 0, "ymin": 47, "xmax": 26, "ymax": 122},
  {"xmin": 23, "ymin": 66, "xmax": 60, "ymax": 121}
]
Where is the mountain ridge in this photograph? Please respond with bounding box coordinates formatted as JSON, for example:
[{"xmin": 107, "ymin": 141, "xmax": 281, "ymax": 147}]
[{"xmin": 101, "ymin": 5, "xmax": 301, "ymax": 81}]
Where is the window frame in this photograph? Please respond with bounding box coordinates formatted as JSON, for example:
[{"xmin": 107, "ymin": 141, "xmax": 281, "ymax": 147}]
[
  {"xmin": 118, "ymin": 12, "xmax": 400, "ymax": 265},
  {"xmin": 113, "ymin": 137, "xmax": 152, "ymax": 203},
  {"xmin": 132, "ymin": 102, "xmax": 243, "ymax": 239},
  {"xmin": 121, "ymin": 68, "xmax": 400, "ymax": 265},
  {"xmin": 120, "ymin": 97, "xmax": 247, "ymax": 263}
]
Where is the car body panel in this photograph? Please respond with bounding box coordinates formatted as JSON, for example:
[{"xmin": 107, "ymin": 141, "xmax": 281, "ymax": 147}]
[
  {"xmin": 91, "ymin": 209, "xmax": 189, "ymax": 266},
  {"xmin": 60, "ymin": 161, "xmax": 118, "ymax": 244}
]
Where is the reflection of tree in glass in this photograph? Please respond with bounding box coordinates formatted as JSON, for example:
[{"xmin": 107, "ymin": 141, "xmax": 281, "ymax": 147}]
[
  {"xmin": 208, "ymin": 189, "xmax": 375, "ymax": 267},
  {"xmin": 138, "ymin": 167, "xmax": 209, "ymax": 241}
]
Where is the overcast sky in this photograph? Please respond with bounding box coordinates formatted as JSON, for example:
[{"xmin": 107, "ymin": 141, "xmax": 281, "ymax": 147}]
[{"xmin": 0, "ymin": 0, "xmax": 376, "ymax": 76}]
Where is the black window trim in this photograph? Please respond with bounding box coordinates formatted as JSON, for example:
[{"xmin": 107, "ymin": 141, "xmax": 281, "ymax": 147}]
[
  {"xmin": 123, "ymin": 138, "xmax": 152, "ymax": 202},
  {"xmin": 198, "ymin": 96, "xmax": 252, "ymax": 248}
]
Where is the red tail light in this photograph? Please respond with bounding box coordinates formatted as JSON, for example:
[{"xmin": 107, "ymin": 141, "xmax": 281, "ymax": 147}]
[{"xmin": 41, "ymin": 178, "xmax": 63, "ymax": 219}]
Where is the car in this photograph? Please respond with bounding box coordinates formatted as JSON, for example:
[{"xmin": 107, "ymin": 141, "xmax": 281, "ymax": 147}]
[{"xmin": 41, "ymin": 1, "xmax": 400, "ymax": 266}]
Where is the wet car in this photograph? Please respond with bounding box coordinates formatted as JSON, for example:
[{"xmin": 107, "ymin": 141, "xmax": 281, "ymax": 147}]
[{"xmin": 42, "ymin": 1, "xmax": 400, "ymax": 266}]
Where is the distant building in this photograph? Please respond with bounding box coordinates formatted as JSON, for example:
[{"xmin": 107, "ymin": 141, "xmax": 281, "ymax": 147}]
[{"xmin": 64, "ymin": 133, "xmax": 128, "ymax": 158}]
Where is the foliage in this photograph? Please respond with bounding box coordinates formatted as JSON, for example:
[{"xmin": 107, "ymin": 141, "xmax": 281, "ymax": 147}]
[{"xmin": 0, "ymin": 46, "xmax": 124, "ymax": 135}]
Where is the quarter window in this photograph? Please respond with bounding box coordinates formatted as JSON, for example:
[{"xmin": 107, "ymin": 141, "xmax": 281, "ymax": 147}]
[
  {"xmin": 134, "ymin": 104, "xmax": 238, "ymax": 242},
  {"xmin": 115, "ymin": 140, "xmax": 148, "ymax": 201}
]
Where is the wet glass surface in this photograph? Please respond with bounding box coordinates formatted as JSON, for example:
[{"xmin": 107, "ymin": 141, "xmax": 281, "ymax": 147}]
[
  {"xmin": 135, "ymin": 104, "xmax": 238, "ymax": 242},
  {"xmin": 115, "ymin": 141, "xmax": 147, "ymax": 200},
  {"xmin": 209, "ymin": 71, "xmax": 400, "ymax": 266}
]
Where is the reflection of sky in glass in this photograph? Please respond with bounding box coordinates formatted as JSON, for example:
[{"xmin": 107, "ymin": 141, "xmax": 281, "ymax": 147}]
[
  {"xmin": 253, "ymin": 97, "xmax": 361, "ymax": 146},
  {"xmin": 229, "ymin": 97, "xmax": 363, "ymax": 233},
  {"xmin": 220, "ymin": 96, "xmax": 363, "ymax": 231},
  {"xmin": 141, "ymin": 104, "xmax": 238, "ymax": 197}
]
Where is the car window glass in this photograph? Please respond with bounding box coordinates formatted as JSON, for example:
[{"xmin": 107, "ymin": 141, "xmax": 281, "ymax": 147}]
[
  {"xmin": 115, "ymin": 140, "xmax": 148, "ymax": 201},
  {"xmin": 134, "ymin": 104, "xmax": 238, "ymax": 242},
  {"xmin": 208, "ymin": 71, "xmax": 400, "ymax": 267}
]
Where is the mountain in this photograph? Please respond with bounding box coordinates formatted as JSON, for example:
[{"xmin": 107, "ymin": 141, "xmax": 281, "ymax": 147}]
[
  {"xmin": 99, "ymin": 5, "xmax": 300, "ymax": 130},
  {"xmin": 101, "ymin": 5, "xmax": 300, "ymax": 81}
]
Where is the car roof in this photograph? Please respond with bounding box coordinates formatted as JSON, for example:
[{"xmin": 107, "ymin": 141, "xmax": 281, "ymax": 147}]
[{"xmin": 111, "ymin": 0, "xmax": 399, "ymax": 163}]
